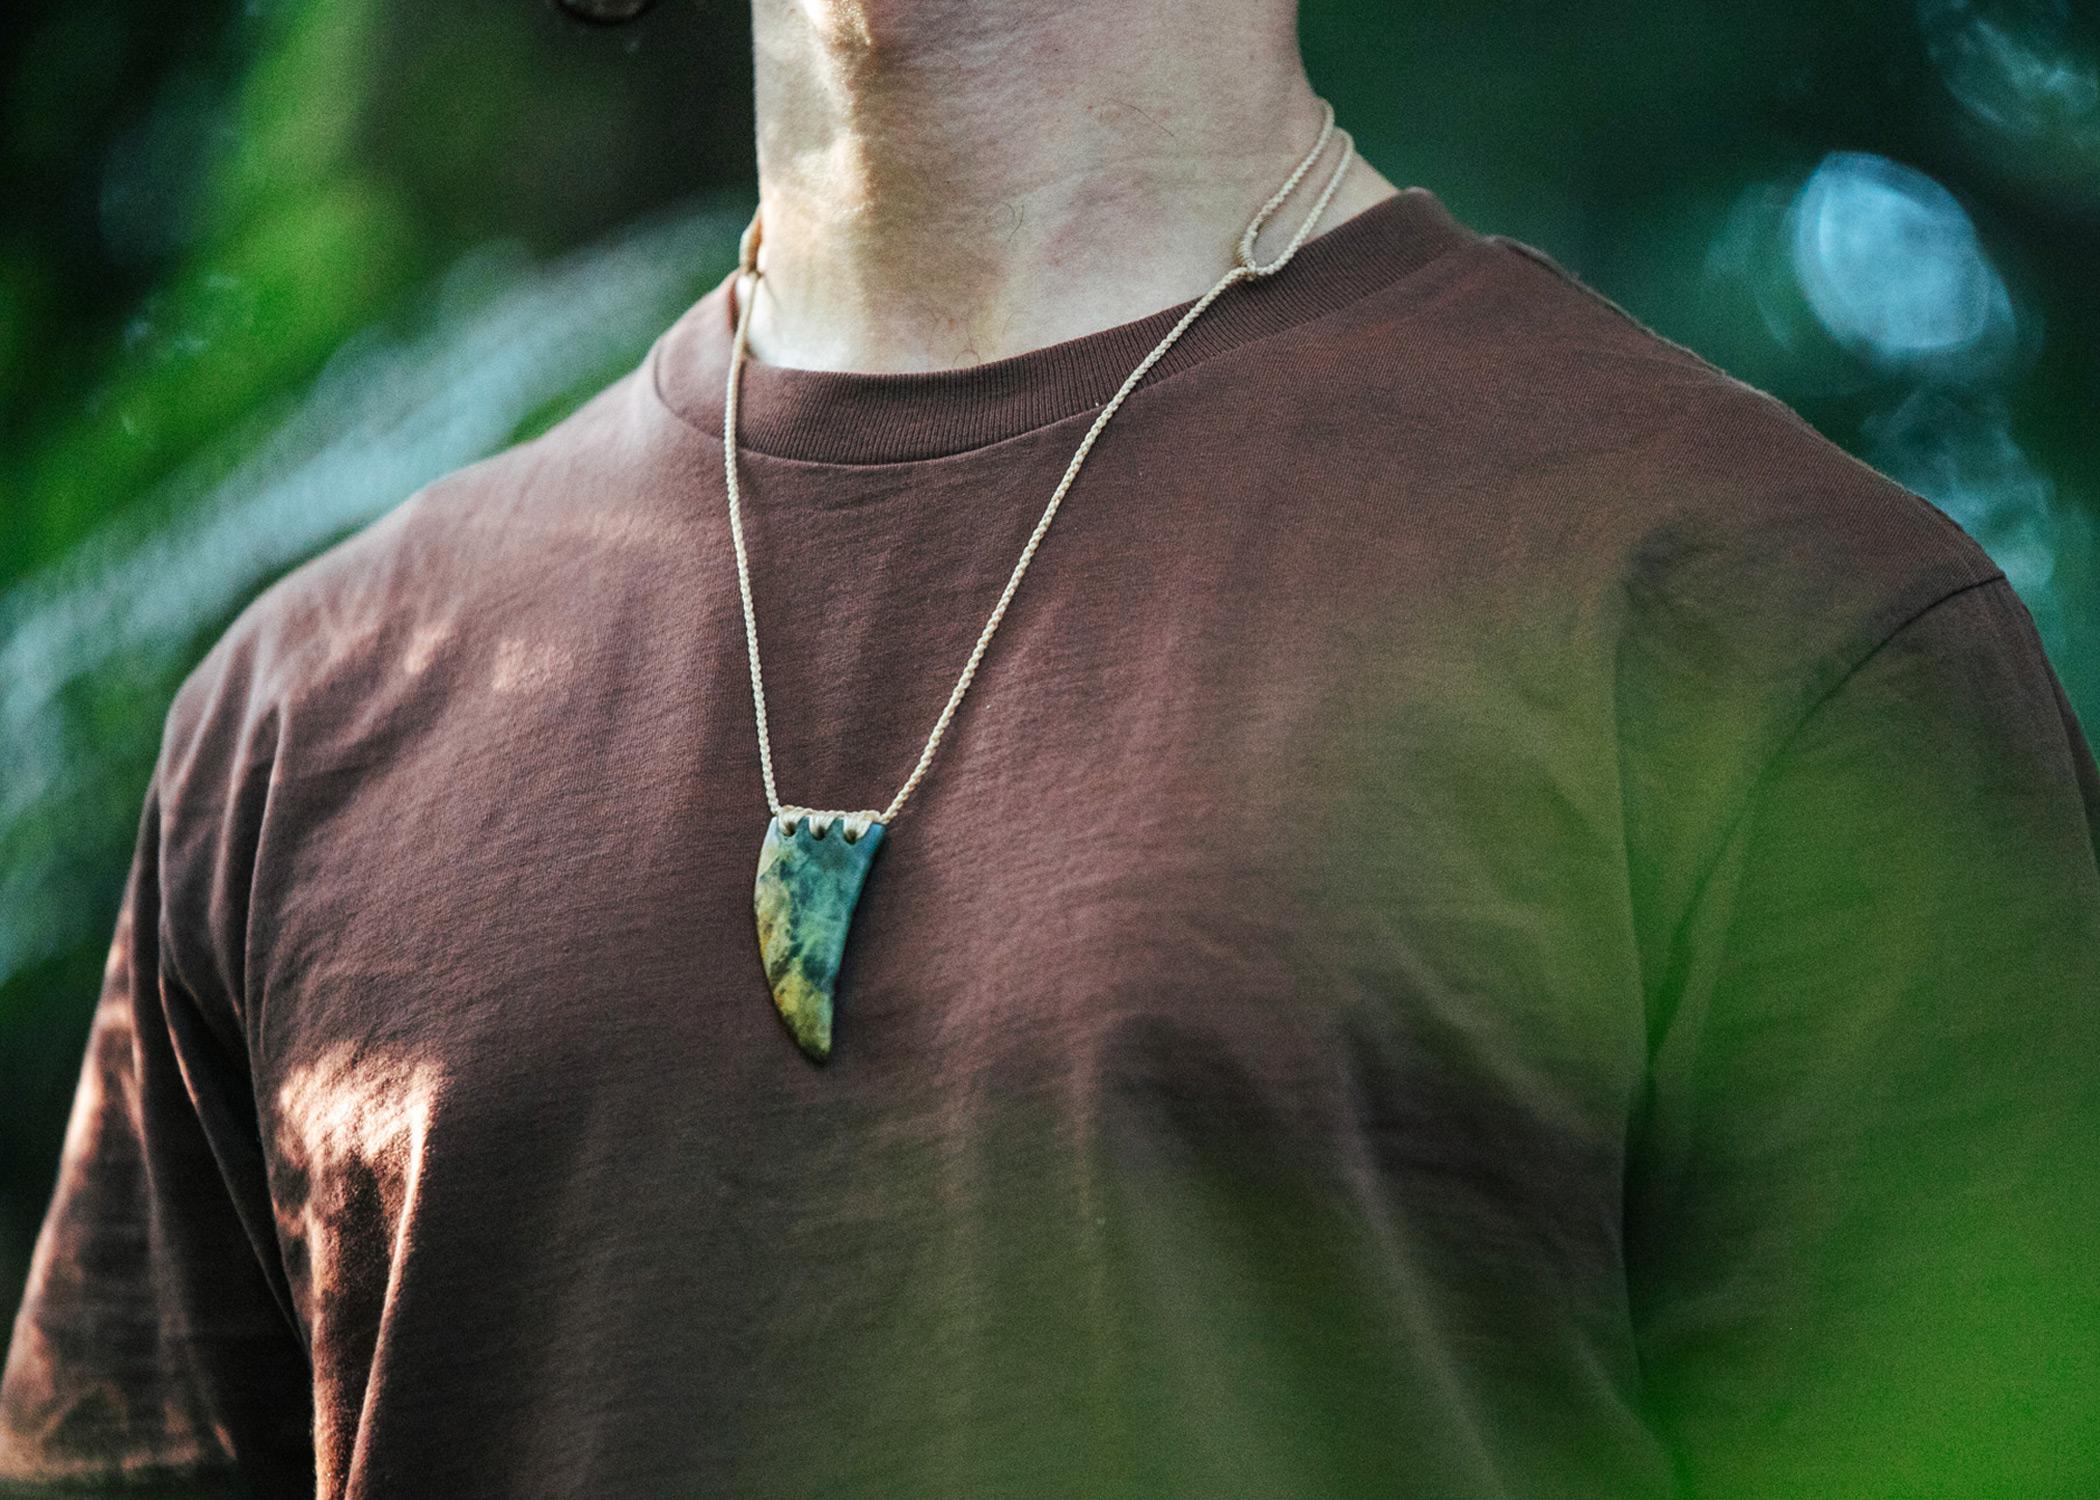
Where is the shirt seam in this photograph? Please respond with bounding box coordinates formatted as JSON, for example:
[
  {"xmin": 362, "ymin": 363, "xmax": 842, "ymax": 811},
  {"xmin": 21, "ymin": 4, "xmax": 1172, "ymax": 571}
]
[{"xmin": 1643, "ymin": 567, "xmax": 2013, "ymax": 1056}]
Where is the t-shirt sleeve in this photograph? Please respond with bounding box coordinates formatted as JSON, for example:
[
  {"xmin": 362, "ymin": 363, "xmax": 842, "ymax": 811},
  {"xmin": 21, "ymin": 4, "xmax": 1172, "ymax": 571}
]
[
  {"xmin": 0, "ymin": 726, "xmax": 314, "ymax": 1495},
  {"xmin": 1627, "ymin": 573, "xmax": 2100, "ymax": 1496}
]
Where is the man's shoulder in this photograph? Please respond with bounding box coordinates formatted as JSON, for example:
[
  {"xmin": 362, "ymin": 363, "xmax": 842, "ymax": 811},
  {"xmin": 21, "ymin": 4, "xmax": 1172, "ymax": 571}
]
[
  {"xmin": 1329, "ymin": 225, "xmax": 2002, "ymax": 647},
  {"xmin": 159, "ymin": 361, "xmax": 675, "ymax": 771},
  {"xmin": 1394, "ymin": 234, "xmax": 2030, "ymax": 964}
]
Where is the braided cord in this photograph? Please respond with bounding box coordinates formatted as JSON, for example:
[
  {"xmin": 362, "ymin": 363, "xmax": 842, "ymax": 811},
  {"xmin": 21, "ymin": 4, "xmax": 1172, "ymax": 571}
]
[{"xmin": 723, "ymin": 101, "xmax": 1356, "ymax": 837}]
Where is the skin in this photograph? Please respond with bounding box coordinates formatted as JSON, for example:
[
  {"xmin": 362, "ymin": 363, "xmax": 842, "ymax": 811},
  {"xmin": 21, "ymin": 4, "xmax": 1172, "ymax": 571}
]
[{"xmin": 742, "ymin": 0, "xmax": 1403, "ymax": 372}]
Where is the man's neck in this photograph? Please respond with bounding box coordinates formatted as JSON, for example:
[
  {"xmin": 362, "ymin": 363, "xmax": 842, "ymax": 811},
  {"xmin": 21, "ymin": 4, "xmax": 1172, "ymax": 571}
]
[{"xmin": 742, "ymin": 0, "xmax": 1400, "ymax": 373}]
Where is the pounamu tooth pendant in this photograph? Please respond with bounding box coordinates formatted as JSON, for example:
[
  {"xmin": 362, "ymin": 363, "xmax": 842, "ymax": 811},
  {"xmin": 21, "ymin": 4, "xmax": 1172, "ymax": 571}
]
[{"xmin": 753, "ymin": 811, "xmax": 886, "ymax": 1062}]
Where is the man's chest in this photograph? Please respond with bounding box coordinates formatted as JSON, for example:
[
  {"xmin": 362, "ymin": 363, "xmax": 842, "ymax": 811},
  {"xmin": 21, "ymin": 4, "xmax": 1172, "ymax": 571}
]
[{"xmin": 235, "ymin": 565, "xmax": 1649, "ymax": 1360}]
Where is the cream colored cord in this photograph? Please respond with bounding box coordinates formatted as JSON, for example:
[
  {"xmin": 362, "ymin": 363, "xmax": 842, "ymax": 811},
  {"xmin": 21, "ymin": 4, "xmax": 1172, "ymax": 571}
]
[{"xmin": 723, "ymin": 102, "xmax": 1356, "ymax": 841}]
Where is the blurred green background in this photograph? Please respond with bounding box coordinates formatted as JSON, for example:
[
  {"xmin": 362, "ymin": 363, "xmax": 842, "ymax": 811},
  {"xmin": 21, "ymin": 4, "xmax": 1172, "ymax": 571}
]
[{"xmin": 2, "ymin": 0, "xmax": 2095, "ymax": 1318}]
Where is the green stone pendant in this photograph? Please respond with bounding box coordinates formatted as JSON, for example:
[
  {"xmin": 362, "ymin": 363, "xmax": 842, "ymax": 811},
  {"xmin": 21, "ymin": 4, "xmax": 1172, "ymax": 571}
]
[{"xmin": 753, "ymin": 811, "xmax": 887, "ymax": 1062}]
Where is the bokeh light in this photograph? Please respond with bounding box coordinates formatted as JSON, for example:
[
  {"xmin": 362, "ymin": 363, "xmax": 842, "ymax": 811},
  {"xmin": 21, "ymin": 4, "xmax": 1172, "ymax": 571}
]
[
  {"xmin": 1862, "ymin": 386, "xmax": 2059, "ymax": 596},
  {"xmin": 1918, "ymin": 0, "xmax": 2100, "ymax": 188},
  {"xmin": 1788, "ymin": 151, "xmax": 2024, "ymax": 380}
]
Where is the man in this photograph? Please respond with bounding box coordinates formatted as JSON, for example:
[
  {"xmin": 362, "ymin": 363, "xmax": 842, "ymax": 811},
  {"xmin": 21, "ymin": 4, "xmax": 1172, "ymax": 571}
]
[{"xmin": 4, "ymin": 0, "xmax": 2096, "ymax": 1495}]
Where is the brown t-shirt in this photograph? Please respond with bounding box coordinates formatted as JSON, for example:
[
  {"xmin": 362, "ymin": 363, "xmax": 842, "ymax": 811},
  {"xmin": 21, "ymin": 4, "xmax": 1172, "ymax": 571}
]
[{"xmin": 5, "ymin": 188, "xmax": 2098, "ymax": 1498}]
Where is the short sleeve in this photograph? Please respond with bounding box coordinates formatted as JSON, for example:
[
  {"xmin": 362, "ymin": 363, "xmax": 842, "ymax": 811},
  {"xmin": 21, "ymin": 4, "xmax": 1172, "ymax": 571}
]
[
  {"xmin": 1627, "ymin": 574, "xmax": 2100, "ymax": 1495},
  {"xmin": 0, "ymin": 749, "xmax": 314, "ymax": 1495}
]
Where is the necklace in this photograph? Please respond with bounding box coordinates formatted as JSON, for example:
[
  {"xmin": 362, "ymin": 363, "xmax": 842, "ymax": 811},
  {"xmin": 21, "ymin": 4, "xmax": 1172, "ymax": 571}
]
[{"xmin": 724, "ymin": 100, "xmax": 1356, "ymax": 1062}]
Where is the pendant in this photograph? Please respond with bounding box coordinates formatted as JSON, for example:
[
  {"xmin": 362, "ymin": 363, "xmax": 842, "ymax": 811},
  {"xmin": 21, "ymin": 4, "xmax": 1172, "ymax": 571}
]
[{"xmin": 753, "ymin": 809, "xmax": 886, "ymax": 1063}]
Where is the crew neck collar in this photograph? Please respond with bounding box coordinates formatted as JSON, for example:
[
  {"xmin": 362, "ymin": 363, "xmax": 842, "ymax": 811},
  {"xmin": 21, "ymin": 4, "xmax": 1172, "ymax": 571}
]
[{"xmin": 645, "ymin": 186, "xmax": 1477, "ymax": 468}]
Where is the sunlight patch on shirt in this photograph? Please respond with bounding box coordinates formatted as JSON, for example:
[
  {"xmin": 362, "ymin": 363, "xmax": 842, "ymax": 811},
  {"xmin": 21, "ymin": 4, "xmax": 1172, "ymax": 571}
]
[
  {"xmin": 270, "ymin": 1042, "xmax": 443, "ymax": 1497},
  {"xmin": 491, "ymin": 636, "xmax": 574, "ymax": 694}
]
